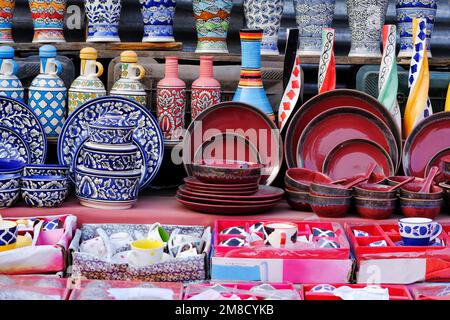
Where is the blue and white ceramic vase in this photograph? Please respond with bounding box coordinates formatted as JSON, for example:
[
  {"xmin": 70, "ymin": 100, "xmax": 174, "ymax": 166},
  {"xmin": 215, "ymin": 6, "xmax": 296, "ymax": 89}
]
[
  {"xmin": 233, "ymin": 29, "xmax": 273, "ymax": 121},
  {"xmin": 0, "ymin": 46, "xmax": 24, "ymax": 101},
  {"xmin": 293, "ymin": 0, "xmax": 335, "ymax": 55},
  {"xmin": 29, "ymin": 45, "xmax": 67, "ymax": 141},
  {"xmin": 139, "ymin": 0, "xmax": 176, "ymax": 42},
  {"xmin": 75, "ymin": 113, "xmax": 141, "ymax": 210},
  {"xmin": 84, "ymin": 0, "xmax": 122, "ymax": 42},
  {"xmin": 396, "ymin": 0, "xmax": 438, "ymax": 58},
  {"xmin": 243, "ymin": 0, "xmax": 284, "ymax": 55}
]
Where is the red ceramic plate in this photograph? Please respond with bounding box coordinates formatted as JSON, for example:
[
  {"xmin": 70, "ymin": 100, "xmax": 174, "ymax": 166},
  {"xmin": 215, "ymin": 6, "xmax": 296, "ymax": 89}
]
[
  {"xmin": 185, "ymin": 184, "xmax": 258, "ymax": 195},
  {"xmin": 295, "ymin": 107, "xmax": 398, "ymax": 172},
  {"xmin": 183, "ymin": 177, "xmax": 257, "ymax": 189},
  {"xmin": 403, "ymin": 112, "xmax": 450, "ymax": 178},
  {"xmin": 183, "ymin": 102, "xmax": 283, "ymax": 185},
  {"xmin": 322, "ymin": 139, "xmax": 395, "ymax": 180},
  {"xmin": 425, "ymin": 148, "xmax": 450, "ymax": 183},
  {"xmin": 284, "ymin": 89, "xmax": 402, "ymax": 169},
  {"xmin": 175, "ymin": 196, "xmax": 279, "ymax": 215},
  {"xmin": 176, "ymin": 190, "xmax": 281, "ymax": 206},
  {"xmin": 178, "ymin": 185, "xmax": 284, "ymax": 201}
]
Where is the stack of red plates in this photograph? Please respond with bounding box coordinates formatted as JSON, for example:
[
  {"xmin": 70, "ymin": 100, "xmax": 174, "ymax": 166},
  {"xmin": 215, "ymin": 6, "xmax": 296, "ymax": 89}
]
[{"xmin": 176, "ymin": 177, "xmax": 284, "ymax": 215}]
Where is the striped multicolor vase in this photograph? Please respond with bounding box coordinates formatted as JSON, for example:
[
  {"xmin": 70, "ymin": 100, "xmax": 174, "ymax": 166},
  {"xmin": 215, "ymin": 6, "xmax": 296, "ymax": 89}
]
[
  {"xmin": 445, "ymin": 84, "xmax": 450, "ymax": 112},
  {"xmin": 378, "ymin": 25, "xmax": 402, "ymax": 133},
  {"xmin": 318, "ymin": 28, "xmax": 336, "ymax": 94},
  {"xmin": 404, "ymin": 18, "xmax": 432, "ymax": 138},
  {"xmin": 233, "ymin": 29, "xmax": 273, "ymax": 120},
  {"xmin": 0, "ymin": 0, "xmax": 15, "ymax": 42}
]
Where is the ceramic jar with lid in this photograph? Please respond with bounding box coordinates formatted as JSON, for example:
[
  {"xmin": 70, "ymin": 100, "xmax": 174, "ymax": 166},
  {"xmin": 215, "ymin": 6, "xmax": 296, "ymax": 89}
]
[
  {"xmin": 110, "ymin": 51, "xmax": 147, "ymax": 107},
  {"xmin": 68, "ymin": 47, "xmax": 106, "ymax": 114},
  {"xmin": 0, "ymin": 46, "xmax": 24, "ymax": 101},
  {"xmin": 75, "ymin": 113, "xmax": 141, "ymax": 210}
]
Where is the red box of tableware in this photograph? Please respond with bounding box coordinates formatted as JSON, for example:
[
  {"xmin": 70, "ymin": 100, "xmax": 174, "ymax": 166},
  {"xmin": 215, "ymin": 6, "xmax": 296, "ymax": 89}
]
[
  {"xmin": 0, "ymin": 274, "xmax": 70, "ymax": 300},
  {"xmin": 211, "ymin": 219, "xmax": 354, "ymax": 284},
  {"xmin": 345, "ymin": 222, "xmax": 450, "ymax": 284},
  {"xmin": 303, "ymin": 283, "xmax": 412, "ymax": 300}
]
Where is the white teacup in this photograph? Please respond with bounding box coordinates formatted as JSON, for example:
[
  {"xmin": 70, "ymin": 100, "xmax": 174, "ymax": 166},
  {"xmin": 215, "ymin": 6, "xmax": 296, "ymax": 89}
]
[
  {"xmin": 128, "ymin": 239, "xmax": 164, "ymax": 268},
  {"xmin": 263, "ymin": 222, "xmax": 298, "ymax": 248},
  {"xmin": 80, "ymin": 236, "xmax": 107, "ymax": 258}
]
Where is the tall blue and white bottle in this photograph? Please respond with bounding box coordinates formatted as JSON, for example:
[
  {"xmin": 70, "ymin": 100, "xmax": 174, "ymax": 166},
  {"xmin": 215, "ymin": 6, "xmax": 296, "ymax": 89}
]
[
  {"xmin": 0, "ymin": 46, "xmax": 24, "ymax": 101},
  {"xmin": 29, "ymin": 45, "xmax": 67, "ymax": 141}
]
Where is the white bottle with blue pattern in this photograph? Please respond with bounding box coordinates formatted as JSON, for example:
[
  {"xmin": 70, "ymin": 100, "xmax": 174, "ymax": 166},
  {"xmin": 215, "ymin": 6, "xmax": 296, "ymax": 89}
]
[
  {"xmin": 0, "ymin": 46, "xmax": 24, "ymax": 101},
  {"xmin": 29, "ymin": 45, "xmax": 67, "ymax": 141}
]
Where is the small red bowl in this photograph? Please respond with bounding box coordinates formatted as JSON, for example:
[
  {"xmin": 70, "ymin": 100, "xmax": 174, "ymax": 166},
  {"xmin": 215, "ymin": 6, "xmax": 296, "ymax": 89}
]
[
  {"xmin": 309, "ymin": 194, "xmax": 352, "ymax": 218},
  {"xmin": 285, "ymin": 188, "xmax": 311, "ymax": 211},
  {"xmin": 285, "ymin": 168, "xmax": 332, "ymax": 192},
  {"xmin": 310, "ymin": 182, "xmax": 352, "ymax": 197},
  {"xmin": 400, "ymin": 197, "xmax": 443, "ymax": 219},
  {"xmin": 355, "ymin": 197, "xmax": 397, "ymax": 220},
  {"xmin": 386, "ymin": 176, "xmax": 424, "ymax": 186},
  {"xmin": 354, "ymin": 183, "xmax": 398, "ymax": 199},
  {"xmin": 400, "ymin": 183, "xmax": 443, "ymax": 200},
  {"xmin": 192, "ymin": 160, "xmax": 262, "ymax": 184}
]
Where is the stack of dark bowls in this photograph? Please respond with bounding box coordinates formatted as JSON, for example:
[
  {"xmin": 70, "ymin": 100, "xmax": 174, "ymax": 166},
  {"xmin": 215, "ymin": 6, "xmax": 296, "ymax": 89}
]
[{"xmin": 354, "ymin": 183, "xmax": 398, "ymax": 219}]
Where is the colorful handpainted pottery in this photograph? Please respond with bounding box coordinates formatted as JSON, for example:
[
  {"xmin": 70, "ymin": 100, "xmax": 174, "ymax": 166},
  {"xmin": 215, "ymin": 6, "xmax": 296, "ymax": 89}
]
[
  {"xmin": 0, "ymin": 126, "xmax": 30, "ymax": 163},
  {"xmin": 57, "ymin": 96, "xmax": 164, "ymax": 189},
  {"xmin": 69, "ymin": 48, "xmax": 106, "ymax": 114},
  {"xmin": 0, "ymin": 46, "xmax": 23, "ymax": 101},
  {"xmin": 0, "ymin": 0, "xmax": 15, "ymax": 43},
  {"xmin": 28, "ymin": 45, "xmax": 67, "ymax": 141},
  {"xmin": 85, "ymin": 0, "xmax": 121, "ymax": 42},
  {"xmin": 139, "ymin": 0, "xmax": 176, "ymax": 42},
  {"xmin": 220, "ymin": 226, "xmax": 246, "ymax": 236},
  {"xmin": 193, "ymin": 0, "xmax": 232, "ymax": 53},
  {"xmin": 22, "ymin": 188, "xmax": 68, "ymax": 207},
  {"xmin": 23, "ymin": 164, "xmax": 69, "ymax": 177},
  {"xmin": 29, "ymin": 0, "xmax": 66, "ymax": 42},
  {"xmin": 21, "ymin": 175, "xmax": 68, "ymax": 190},
  {"xmin": 110, "ymin": 51, "xmax": 146, "ymax": 107},
  {"xmin": 0, "ymin": 173, "xmax": 20, "ymax": 190},
  {"xmin": 0, "ymin": 188, "xmax": 19, "ymax": 208},
  {"xmin": 0, "ymin": 96, "xmax": 47, "ymax": 163}
]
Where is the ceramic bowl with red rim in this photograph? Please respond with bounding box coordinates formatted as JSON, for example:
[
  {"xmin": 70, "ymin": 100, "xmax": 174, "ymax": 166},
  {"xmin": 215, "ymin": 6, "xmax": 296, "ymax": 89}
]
[
  {"xmin": 399, "ymin": 197, "xmax": 443, "ymax": 219},
  {"xmin": 285, "ymin": 168, "xmax": 333, "ymax": 192},
  {"xmin": 309, "ymin": 194, "xmax": 352, "ymax": 218},
  {"xmin": 285, "ymin": 188, "xmax": 311, "ymax": 211},
  {"xmin": 310, "ymin": 182, "xmax": 352, "ymax": 197},
  {"xmin": 192, "ymin": 160, "xmax": 263, "ymax": 184},
  {"xmin": 354, "ymin": 183, "xmax": 398, "ymax": 199},
  {"xmin": 400, "ymin": 183, "xmax": 444, "ymax": 200},
  {"xmin": 386, "ymin": 176, "xmax": 423, "ymax": 186},
  {"xmin": 354, "ymin": 197, "xmax": 397, "ymax": 220}
]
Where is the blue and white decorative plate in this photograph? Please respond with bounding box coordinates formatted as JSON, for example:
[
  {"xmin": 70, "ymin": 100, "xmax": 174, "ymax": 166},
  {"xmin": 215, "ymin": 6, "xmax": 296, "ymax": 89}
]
[
  {"xmin": 57, "ymin": 96, "xmax": 164, "ymax": 189},
  {"xmin": 0, "ymin": 96, "xmax": 47, "ymax": 163},
  {"xmin": 0, "ymin": 125, "xmax": 31, "ymax": 164}
]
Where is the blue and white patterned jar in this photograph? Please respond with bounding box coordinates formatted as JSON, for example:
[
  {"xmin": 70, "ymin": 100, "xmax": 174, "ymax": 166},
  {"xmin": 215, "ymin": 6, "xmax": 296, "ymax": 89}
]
[
  {"xmin": 396, "ymin": 0, "xmax": 438, "ymax": 58},
  {"xmin": 294, "ymin": 0, "xmax": 335, "ymax": 55},
  {"xmin": 243, "ymin": 0, "xmax": 284, "ymax": 55},
  {"xmin": 85, "ymin": 0, "xmax": 122, "ymax": 42},
  {"xmin": 81, "ymin": 142, "xmax": 138, "ymax": 172},
  {"xmin": 28, "ymin": 45, "xmax": 67, "ymax": 141},
  {"xmin": 0, "ymin": 46, "xmax": 24, "ymax": 101},
  {"xmin": 139, "ymin": 0, "xmax": 176, "ymax": 42},
  {"xmin": 88, "ymin": 114, "xmax": 136, "ymax": 145}
]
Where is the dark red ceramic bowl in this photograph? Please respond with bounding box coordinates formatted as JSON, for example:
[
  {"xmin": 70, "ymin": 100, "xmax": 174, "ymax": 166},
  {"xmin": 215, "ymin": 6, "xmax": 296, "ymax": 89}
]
[
  {"xmin": 400, "ymin": 183, "xmax": 444, "ymax": 200},
  {"xmin": 354, "ymin": 197, "xmax": 397, "ymax": 220},
  {"xmin": 285, "ymin": 188, "xmax": 311, "ymax": 211},
  {"xmin": 192, "ymin": 160, "xmax": 263, "ymax": 184},
  {"xmin": 343, "ymin": 172, "xmax": 386, "ymax": 185},
  {"xmin": 285, "ymin": 168, "xmax": 333, "ymax": 192},
  {"xmin": 310, "ymin": 182, "xmax": 352, "ymax": 197},
  {"xmin": 386, "ymin": 176, "xmax": 422, "ymax": 186},
  {"xmin": 399, "ymin": 197, "xmax": 443, "ymax": 219},
  {"xmin": 445, "ymin": 159, "xmax": 450, "ymax": 181},
  {"xmin": 354, "ymin": 183, "xmax": 398, "ymax": 199},
  {"xmin": 309, "ymin": 194, "xmax": 352, "ymax": 218}
]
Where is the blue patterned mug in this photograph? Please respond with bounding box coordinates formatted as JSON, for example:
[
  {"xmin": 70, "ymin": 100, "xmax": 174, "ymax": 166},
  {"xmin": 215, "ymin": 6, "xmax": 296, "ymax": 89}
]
[
  {"xmin": 0, "ymin": 220, "xmax": 18, "ymax": 247},
  {"xmin": 398, "ymin": 217, "xmax": 442, "ymax": 246}
]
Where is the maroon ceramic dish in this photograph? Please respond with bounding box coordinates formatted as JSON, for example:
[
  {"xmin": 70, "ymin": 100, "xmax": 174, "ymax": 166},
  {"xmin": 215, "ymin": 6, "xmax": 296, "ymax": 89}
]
[
  {"xmin": 285, "ymin": 168, "xmax": 333, "ymax": 192},
  {"xmin": 354, "ymin": 183, "xmax": 398, "ymax": 199},
  {"xmin": 184, "ymin": 176, "xmax": 257, "ymax": 189},
  {"xmin": 309, "ymin": 194, "xmax": 352, "ymax": 218},
  {"xmin": 184, "ymin": 184, "xmax": 258, "ymax": 196},
  {"xmin": 176, "ymin": 190, "xmax": 281, "ymax": 206},
  {"xmin": 310, "ymin": 182, "xmax": 352, "ymax": 197},
  {"xmin": 400, "ymin": 183, "xmax": 444, "ymax": 200},
  {"xmin": 386, "ymin": 176, "xmax": 422, "ymax": 186},
  {"xmin": 399, "ymin": 197, "xmax": 443, "ymax": 219},
  {"xmin": 285, "ymin": 188, "xmax": 311, "ymax": 211},
  {"xmin": 354, "ymin": 197, "xmax": 397, "ymax": 220},
  {"xmin": 425, "ymin": 149, "xmax": 450, "ymax": 183},
  {"xmin": 192, "ymin": 160, "xmax": 262, "ymax": 184},
  {"xmin": 178, "ymin": 184, "xmax": 284, "ymax": 201}
]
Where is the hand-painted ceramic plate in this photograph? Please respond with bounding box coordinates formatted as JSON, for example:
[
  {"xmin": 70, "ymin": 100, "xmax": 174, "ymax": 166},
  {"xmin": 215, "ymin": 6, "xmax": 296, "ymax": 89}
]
[
  {"xmin": 425, "ymin": 148, "xmax": 450, "ymax": 183},
  {"xmin": 183, "ymin": 102, "xmax": 283, "ymax": 185},
  {"xmin": 0, "ymin": 125, "xmax": 31, "ymax": 164},
  {"xmin": 295, "ymin": 107, "xmax": 398, "ymax": 173},
  {"xmin": 57, "ymin": 96, "xmax": 164, "ymax": 189},
  {"xmin": 284, "ymin": 89, "xmax": 402, "ymax": 169},
  {"xmin": 322, "ymin": 139, "xmax": 395, "ymax": 181},
  {"xmin": 175, "ymin": 195, "xmax": 280, "ymax": 215},
  {"xmin": 0, "ymin": 96, "xmax": 47, "ymax": 163},
  {"xmin": 176, "ymin": 190, "xmax": 281, "ymax": 206},
  {"xmin": 178, "ymin": 184, "xmax": 284, "ymax": 201},
  {"xmin": 403, "ymin": 112, "xmax": 450, "ymax": 178},
  {"xmin": 184, "ymin": 177, "xmax": 257, "ymax": 189}
]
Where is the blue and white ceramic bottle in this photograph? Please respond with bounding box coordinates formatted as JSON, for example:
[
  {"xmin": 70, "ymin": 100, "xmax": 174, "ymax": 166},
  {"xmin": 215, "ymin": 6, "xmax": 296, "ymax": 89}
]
[
  {"xmin": 85, "ymin": 0, "xmax": 122, "ymax": 42},
  {"xmin": 139, "ymin": 0, "xmax": 176, "ymax": 42},
  {"xmin": 29, "ymin": 45, "xmax": 67, "ymax": 141},
  {"xmin": 0, "ymin": 46, "xmax": 24, "ymax": 101}
]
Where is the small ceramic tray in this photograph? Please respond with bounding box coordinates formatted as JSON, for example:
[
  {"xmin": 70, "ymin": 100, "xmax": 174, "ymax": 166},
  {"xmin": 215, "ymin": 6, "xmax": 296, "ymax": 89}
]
[{"xmin": 303, "ymin": 283, "xmax": 412, "ymax": 300}]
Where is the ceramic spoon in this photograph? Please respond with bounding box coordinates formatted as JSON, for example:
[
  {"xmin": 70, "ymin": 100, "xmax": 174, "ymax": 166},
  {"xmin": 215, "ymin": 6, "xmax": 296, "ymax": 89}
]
[
  {"xmin": 342, "ymin": 163, "xmax": 377, "ymax": 189},
  {"xmin": 419, "ymin": 166, "xmax": 440, "ymax": 193},
  {"xmin": 386, "ymin": 176, "xmax": 415, "ymax": 191}
]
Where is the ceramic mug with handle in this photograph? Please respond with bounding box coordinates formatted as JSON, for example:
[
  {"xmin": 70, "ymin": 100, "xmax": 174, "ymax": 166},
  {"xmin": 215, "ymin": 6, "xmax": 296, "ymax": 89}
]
[
  {"xmin": 128, "ymin": 239, "xmax": 164, "ymax": 267},
  {"xmin": 398, "ymin": 217, "xmax": 442, "ymax": 246},
  {"xmin": 263, "ymin": 221, "xmax": 298, "ymax": 248}
]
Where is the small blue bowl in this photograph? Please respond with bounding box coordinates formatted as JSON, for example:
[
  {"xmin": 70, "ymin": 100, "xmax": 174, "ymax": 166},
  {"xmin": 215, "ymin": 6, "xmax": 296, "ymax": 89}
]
[
  {"xmin": 0, "ymin": 173, "xmax": 21, "ymax": 191},
  {"xmin": 21, "ymin": 175, "xmax": 68, "ymax": 190},
  {"xmin": 23, "ymin": 164, "xmax": 69, "ymax": 177},
  {"xmin": 22, "ymin": 188, "xmax": 68, "ymax": 208},
  {"xmin": 0, "ymin": 188, "xmax": 20, "ymax": 208},
  {"xmin": 0, "ymin": 159, "xmax": 25, "ymax": 175}
]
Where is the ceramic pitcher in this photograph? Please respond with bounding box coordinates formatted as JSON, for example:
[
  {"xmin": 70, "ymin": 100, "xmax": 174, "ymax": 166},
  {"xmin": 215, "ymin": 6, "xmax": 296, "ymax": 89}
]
[
  {"xmin": 294, "ymin": 0, "xmax": 336, "ymax": 55},
  {"xmin": 0, "ymin": 0, "xmax": 15, "ymax": 43},
  {"xmin": 29, "ymin": 0, "xmax": 66, "ymax": 43},
  {"xmin": 396, "ymin": 0, "xmax": 438, "ymax": 58},
  {"xmin": 28, "ymin": 45, "xmax": 67, "ymax": 141},
  {"xmin": 110, "ymin": 51, "xmax": 146, "ymax": 107},
  {"xmin": 68, "ymin": 48, "xmax": 106, "ymax": 114},
  {"xmin": 157, "ymin": 57, "xmax": 186, "ymax": 141},
  {"xmin": 243, "ymin": 0, "xmax": 284, "ymax": 55},
  {"xmin": 347, "ymin": 0, "xmax": 389, "ymax": 57},
  {"xmin": 84, "ymin": 0, "xmax": 122, "ymax": 42},
  {"xmin": 191, "ymin": 56, "xmax": 221, "ymax": 120},
  {"xmin": 139, "ymin": 0, "xmax": 176, "ymax": 42},
  {"xmin": 193, "ymin": 0, "xmax": 233, "ymax": 53},
  {"xmin": 0, "ymin": 46, "xmax": 23, "ymax": 101}
]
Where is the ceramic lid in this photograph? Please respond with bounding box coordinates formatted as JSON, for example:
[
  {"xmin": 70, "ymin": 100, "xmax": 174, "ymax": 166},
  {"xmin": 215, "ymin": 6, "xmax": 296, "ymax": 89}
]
[
  {"xmin": 80, "ymin": 47, "xmax": 98, "ymax": 60},
  {"xmin": 89, "ymin": 113, "xmax": 136, "ymax": 129},
  {"xmin": 120, "ymin": 51, "xmax": 138, "ymax": 63},
  {"xmin": 39, "ymin": 45, "xmax": 57, "ymax": 58},
  {"xmin": 0, "ymin": 46, "xmax": 14, "ymax": 59}
]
